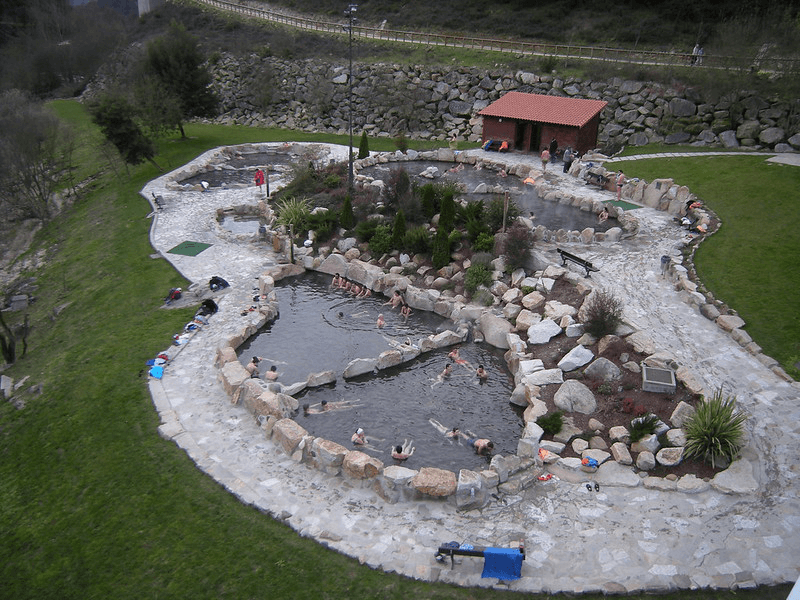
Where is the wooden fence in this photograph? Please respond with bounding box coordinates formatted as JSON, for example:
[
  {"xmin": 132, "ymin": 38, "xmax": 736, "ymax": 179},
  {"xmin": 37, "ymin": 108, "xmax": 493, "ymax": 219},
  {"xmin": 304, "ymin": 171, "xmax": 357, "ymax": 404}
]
[{"xmin": 192, "ymin": 0, "xmax": 797, "ymax": 74}]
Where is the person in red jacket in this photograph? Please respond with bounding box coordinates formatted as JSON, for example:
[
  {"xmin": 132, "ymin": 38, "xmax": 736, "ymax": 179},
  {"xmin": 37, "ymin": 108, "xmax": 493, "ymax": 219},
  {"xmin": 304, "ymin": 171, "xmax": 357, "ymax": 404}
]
[{"xmin": 254, "ymin": 168, "xmax": 265, "ymax": 194}]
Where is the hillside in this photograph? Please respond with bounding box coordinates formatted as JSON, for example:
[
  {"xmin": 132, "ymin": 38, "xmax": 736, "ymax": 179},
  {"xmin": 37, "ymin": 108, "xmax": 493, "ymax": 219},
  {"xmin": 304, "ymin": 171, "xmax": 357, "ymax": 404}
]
[{"xmin": 256, "ymin": 0, "xmax": 799, "ymax": 51}]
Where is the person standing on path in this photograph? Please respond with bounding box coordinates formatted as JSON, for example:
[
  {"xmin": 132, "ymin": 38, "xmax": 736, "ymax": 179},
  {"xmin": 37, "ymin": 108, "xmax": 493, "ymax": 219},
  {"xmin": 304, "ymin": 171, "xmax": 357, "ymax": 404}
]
[
  {"xmin": 562, "ymin": 147, "xmax": 573, "ymax": 173},
  {"xmin": 540, "ymin": 148, "xmax": 550, "ymax": 173},
  {"xmin": 616, "ymin": 170, "xmax": 625, "ymax": 202},
  {"xmin": 549, "ymin": 138, "xmax": 558, "ymax": 162},
  {"xmin": 254, "ymin": 168, "xmax": 265, "ymax": 195}
]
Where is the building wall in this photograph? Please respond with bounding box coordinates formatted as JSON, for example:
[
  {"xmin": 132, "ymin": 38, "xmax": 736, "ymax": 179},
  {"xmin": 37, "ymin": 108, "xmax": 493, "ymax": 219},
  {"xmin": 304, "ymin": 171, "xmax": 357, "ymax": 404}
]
[
  {"xmin": 481, "ymin": 117, "xmax": 517, "ymax": 147},
  {"xmin": 576, "ymin": 114, "xmax": 601, "ymax": 156}
]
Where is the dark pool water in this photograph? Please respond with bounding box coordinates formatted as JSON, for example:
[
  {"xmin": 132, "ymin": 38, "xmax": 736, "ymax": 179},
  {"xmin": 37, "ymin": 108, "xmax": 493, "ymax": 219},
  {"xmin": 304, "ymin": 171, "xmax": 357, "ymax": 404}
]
[
  {"xmin": 237, "ymin": 272, "xmax": 523, "ymax": 472},
  {"xmin": 361, "ymin": 160, "xmax": 616, "ymax": 233},
  {"xmin": 179, "ymin": 152, "xmax": 294, "ymax": 188}
]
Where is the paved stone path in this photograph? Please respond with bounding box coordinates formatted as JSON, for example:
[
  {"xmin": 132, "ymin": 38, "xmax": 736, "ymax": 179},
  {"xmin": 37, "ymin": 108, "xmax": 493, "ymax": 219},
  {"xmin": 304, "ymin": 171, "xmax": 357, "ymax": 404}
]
[{"xmin": 142, "ymin": 145, "xmax": 799, "ymax": 595}]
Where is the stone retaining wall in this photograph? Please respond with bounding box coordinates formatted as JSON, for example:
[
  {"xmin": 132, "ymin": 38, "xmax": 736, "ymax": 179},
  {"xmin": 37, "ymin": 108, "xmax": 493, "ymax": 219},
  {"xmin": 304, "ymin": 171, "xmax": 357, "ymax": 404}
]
[{"xmin": 198, "ymin": 54, "xmax": 800, "ymax": 153}]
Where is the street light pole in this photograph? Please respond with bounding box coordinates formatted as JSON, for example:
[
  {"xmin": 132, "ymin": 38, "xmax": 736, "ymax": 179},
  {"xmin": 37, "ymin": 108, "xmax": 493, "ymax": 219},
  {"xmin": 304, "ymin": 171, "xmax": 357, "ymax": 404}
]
[{"xmin": 345, "ymin": 3, "xmax": 357, "ymax": 195}]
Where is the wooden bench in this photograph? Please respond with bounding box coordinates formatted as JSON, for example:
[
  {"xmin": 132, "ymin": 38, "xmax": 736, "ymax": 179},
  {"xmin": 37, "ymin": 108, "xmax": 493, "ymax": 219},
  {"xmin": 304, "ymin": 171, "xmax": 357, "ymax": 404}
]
[
  {"xmin": 151, "ymin": 192, "xmax": 166, "ymax": 210},
  {"xmin": 557, "ymin": 248, "xmax": 599, "ymax": 277},
  {"xmin": 435, "ymin": 540, "xmax": 525, "ymax": 570}
]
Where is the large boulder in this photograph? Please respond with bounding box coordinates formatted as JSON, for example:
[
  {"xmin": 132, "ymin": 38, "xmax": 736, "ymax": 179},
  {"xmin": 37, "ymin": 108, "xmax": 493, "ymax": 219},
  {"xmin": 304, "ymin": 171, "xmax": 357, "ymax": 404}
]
[
  {"xmin": 527, "ymin": 318, "xmax": 562, "ymax": 344},
  {"xmin": 583, "ymin": 357, "xmax": 621, "ymax": 381},
  {"xmin": 343, "ymin": 357, "xmax": 377, "ymax": 379},
  {"xmin": 342, "ymin": 451, "xmax": 384, "ymax": 479},
  {"xmin": 479, "ymin": 313, "xmax": 514, "ymax": 349},
  {"xmin": 411, "ymin": 467, "xmax": 457, "ymax": 496},
  {"xmin": 521, "ymin": 291, "xmax": 546, "ymax": 310},
  {"xmin": 668, "ymin": 97, "xmax": 696, "ymax": 117},
  {"xmin": 219, "ymin": 361, "xmax": 250, "ymax": 395},
  {"xmin": 310, "ymin": 438, "xmax": 349, "ymax": 474},
  {"xmin": 272, "ymin": 418, "xmax": 308, "ymax": 455},
  {"xmin": 317, "ymin": 253, "xmax": 349, "ymax": 276},
  {"xmin": 456, "ymin": 469, "xmax": 487, "ymax": 510},
  {"xmin": 307, "ymin": 370, "xmax": 336, "ymax": 387},
  {"xmin": 558, "ymin": 345, "xmax": 594, "ymax": 371},
  {"xmin": 524, "ymin": 368, "xmax": 564, "ymax": 386},
  {"xmin": 544, "ymin": 300, "xmax": 577, "ymax": 321},
  {"xmin": 553, "ymin": 379, "xmax": 597, "ymax": 414}
]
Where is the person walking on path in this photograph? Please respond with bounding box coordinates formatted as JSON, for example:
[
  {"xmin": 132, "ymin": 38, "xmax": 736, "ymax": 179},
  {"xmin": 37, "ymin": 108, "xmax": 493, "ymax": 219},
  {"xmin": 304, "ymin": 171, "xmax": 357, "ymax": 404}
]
[
  {"xmin": 562, "ymin": 147, "xmax": 573, "ymax": 173},
  {"xmin": 254, "ymin": 168, "xmax": 265, "ymax": 195},
  {"xmin": 540, "ymin": 148, "xmax": 550, "ymax": 173}
]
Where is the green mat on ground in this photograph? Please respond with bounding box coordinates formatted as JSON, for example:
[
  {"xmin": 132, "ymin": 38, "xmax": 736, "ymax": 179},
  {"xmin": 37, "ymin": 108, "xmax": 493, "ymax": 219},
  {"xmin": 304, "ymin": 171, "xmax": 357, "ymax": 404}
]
[
  {"xmin": 167, "ymin": 241, "xmax": 212, "ymax": 256},
  {"xmin": 606, "ymin": 199, "xmax": 641, "ymax": 210}
]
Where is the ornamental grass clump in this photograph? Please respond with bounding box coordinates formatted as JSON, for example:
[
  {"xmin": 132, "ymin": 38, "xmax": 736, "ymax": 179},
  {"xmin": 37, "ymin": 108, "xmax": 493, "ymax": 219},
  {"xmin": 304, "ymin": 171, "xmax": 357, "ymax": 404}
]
[{"xmin": 684, "ymin": 390, "xmax": 748, "ymax": 468}]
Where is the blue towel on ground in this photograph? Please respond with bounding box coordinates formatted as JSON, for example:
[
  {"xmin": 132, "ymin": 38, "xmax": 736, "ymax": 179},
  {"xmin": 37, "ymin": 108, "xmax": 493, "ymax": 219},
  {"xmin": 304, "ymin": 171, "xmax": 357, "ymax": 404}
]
[
  {"xmin": 149, "ymin": 365, "xmax": 164, "ymax": 379},
  {"xmin": 481, "ymin": 547, "xmax": 523, "ymax": 581}
]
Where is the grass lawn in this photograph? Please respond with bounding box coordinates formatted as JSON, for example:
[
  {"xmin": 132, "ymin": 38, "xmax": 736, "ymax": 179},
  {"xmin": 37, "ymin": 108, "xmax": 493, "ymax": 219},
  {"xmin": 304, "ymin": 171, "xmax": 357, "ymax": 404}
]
[
  {"xmin": 613, "ymin": 154, "xmax": 800, "ymax": 379},
  {"xmin": 0, "ymin": 100, "xmax": 793, "ymax": 600}
]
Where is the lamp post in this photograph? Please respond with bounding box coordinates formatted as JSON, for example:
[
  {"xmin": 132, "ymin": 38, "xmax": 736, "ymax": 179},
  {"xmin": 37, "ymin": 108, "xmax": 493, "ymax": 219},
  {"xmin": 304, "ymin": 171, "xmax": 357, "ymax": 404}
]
[{"xmin": 345, "ymin": 3, "xmax": 357, "ymax": 195}]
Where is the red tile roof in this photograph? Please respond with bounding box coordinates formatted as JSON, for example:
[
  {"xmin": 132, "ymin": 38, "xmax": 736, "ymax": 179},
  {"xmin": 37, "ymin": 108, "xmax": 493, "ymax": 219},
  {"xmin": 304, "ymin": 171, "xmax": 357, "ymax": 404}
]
[{"xmin": 478, "ymin": 91, "xmax": 607, "ymax": 127}]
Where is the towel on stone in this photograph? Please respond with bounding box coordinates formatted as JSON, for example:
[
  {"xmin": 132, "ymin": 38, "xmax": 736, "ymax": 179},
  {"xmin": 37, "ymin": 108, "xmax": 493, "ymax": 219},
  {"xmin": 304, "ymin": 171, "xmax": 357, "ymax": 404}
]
[{"xmin": 481, "ymin": 547, "xmax": 522, "ymax": 581}]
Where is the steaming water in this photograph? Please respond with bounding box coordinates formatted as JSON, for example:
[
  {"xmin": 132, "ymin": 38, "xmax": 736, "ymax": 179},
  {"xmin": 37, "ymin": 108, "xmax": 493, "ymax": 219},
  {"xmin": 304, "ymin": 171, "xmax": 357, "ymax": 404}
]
[{"xmin": 237, "ymin": 272, "xmax": 523, "ymax": 472}]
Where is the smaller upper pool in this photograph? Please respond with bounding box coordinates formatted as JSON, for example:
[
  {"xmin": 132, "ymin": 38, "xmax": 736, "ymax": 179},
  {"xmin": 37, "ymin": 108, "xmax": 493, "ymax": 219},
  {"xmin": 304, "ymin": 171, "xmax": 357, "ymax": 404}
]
[{"xmin": 361, "ymin": 160, "xmax": 617, "ymax": 233}]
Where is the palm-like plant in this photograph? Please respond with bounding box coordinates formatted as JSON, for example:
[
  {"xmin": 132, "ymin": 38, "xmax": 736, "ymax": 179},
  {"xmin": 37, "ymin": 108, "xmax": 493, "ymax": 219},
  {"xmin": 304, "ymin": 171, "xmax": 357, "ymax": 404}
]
[
  {"xmin": 276, "ymin": 196, "xmax": 310, "ymax": 230},
  {"xmin": 684, "ymin": 390, "xmax": 748, "ymax": 468},
  {"xmin": 276, "ymin": 196, "xmax": 311, "ymax": 261}
]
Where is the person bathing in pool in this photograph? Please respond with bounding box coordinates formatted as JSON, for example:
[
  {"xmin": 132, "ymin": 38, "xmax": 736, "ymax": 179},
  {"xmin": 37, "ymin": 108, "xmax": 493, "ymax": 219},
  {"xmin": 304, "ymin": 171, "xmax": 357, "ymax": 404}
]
[
  {"xmin": 391, "ymin": 440, "xmax": 415, "ymax": 460},
  {"xmin": 448, "ymin": 347, "xmax": 472, "ymax": 370}
]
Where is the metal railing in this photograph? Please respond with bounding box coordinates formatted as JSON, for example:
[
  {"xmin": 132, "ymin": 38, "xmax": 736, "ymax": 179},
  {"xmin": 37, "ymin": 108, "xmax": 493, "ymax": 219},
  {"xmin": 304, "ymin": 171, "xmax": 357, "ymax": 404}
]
[{"xmin": 191, "ymin": 0, "xmax": 797, "ymax": 73}]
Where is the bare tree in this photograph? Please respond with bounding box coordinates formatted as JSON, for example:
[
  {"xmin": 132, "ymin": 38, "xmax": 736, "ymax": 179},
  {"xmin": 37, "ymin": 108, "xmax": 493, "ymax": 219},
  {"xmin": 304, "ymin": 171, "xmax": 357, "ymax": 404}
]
[{"xmin": 0, "ymin": 90, "xmax": 74, "ymax": 222}]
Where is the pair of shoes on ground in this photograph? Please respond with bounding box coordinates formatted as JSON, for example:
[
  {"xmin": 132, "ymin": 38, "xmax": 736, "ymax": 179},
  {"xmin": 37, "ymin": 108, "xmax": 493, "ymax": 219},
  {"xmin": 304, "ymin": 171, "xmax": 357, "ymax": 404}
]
[{"xmin": 585, "ymin": 482, "xmax": 600, "ymax": 492}]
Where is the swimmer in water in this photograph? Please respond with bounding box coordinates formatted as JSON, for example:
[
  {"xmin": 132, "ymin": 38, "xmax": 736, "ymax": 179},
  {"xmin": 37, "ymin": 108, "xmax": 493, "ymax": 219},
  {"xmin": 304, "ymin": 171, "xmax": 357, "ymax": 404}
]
[
  {"xmin": 351, "ymin": 428, "xmax": 367, "ymax": 445},
  {"xmin": 448, "ymin": 347, "xmax": 472, "ymax": 370},
  {"xmin": 376, "ymin": 313, "xmax": 386, "ymax": 328},
  {"xmin": 429, "ymin": 419, "xmax": 462, "ymax": 441},
  {"xmin": 476, "ymin": 364, "xmax": 488, "ymax": 381},
  {"xmin": 391, "ymin": 440, "xmax": 415, "ymax": 460}
]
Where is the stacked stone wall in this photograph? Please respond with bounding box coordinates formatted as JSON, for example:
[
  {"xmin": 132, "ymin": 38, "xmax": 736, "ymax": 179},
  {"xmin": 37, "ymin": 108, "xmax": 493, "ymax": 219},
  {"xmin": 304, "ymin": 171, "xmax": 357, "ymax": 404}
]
[{"xmin": 205, "ymin": 54, "xmax": 800, "ymax": 153}]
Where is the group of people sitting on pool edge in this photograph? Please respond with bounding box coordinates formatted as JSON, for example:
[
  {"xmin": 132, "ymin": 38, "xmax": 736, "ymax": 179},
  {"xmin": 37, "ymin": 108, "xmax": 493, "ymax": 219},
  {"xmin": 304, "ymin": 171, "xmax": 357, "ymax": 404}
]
[
  {"xmin": 330, "ymin": 273, "xmax": 373, "ymax": 299},
  {"xmin": 245, "ymin": 356, "xmax": 279, "ymax": 380}
]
